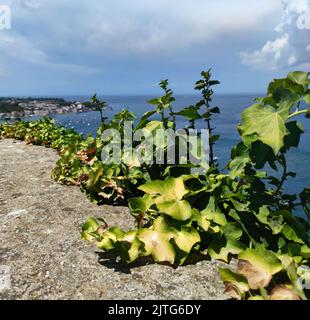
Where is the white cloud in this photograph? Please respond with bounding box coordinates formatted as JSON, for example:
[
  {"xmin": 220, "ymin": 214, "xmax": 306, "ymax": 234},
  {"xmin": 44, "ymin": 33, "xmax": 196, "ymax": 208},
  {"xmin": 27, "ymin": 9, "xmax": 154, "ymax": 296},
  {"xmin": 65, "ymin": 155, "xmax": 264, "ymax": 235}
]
[
  {"xmin": 288, "ymin": 54, "xmax": 297, "ymax": 65},
  {"xmin": 240, "ymin": 34, "xmax": 289, "ymax": 70},
  {"xmin": 0, "ymin": 33, "xmax": 98, "ymax": 75},
  {"xmin": 240, "ymin": 0, "xmax": 310, "ymax": 70},
  {"xmin": 1, "ymin": 0, "xmax": 281, "ymax": 59},
  {"xmin": 82, "ymin": 0, "xmax": 281, "ymax": 55},
  {"xmin": 0, "ymin": 33, "xmax": 47, "ymax": 63},
  {"xmin": 13, "ymin": 0, "xmax": 40, "ymax": 9},
  {"xmin": 0, "ymin": 0, "xmax": 283, "ymax": 88}
]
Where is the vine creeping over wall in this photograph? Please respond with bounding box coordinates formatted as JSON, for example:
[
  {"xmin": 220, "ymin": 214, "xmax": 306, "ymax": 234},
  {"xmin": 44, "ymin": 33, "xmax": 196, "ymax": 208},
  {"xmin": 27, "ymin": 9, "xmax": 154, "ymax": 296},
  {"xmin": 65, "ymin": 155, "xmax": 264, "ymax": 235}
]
[{"xmin": 1, "ymin": 70, "xmax": 310, "ymax": 300}]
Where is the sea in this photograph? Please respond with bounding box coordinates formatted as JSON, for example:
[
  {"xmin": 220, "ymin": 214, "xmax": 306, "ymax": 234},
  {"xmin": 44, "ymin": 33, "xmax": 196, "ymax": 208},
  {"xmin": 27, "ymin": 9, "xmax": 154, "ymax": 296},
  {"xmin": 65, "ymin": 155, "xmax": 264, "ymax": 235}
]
[{"xmin": 24, "ymin": 94, "xmax": 310, "ymax": 216}]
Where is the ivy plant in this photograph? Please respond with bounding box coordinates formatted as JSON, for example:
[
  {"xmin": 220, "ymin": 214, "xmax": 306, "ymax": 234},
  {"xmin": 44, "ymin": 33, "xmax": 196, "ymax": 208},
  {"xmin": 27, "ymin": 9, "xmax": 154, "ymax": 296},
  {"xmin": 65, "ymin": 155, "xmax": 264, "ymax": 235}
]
[{"xmin": 1, "ymin": 70, "xmax": 309, "ymax": 300}]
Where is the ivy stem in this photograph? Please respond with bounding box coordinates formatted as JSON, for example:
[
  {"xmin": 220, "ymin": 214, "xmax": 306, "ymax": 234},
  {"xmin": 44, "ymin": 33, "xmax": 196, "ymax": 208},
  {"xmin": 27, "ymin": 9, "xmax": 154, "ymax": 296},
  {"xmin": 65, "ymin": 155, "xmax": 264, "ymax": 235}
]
[
  {"xmin": 168, "ymin": 106, "xmax": 176, "ymax": 129},
  {"xmin": 291, "ymin": 202, "xmax": 304, "ymax": 208},
  {"xmin": 161, "ymin": 111, "xmax": 165, "ymax": 124},
  {"xmin": 288, "ymin": 109, "xmax": 307, "ymax": 119},
  {"xmin": 99, "ymin": 109, "xmax": 104, "ymax": 124},
  {"xmin": 203, "ymin": 93, "xmax": 215, "ymax": 167},
  {"xmin": 206, "ymin": 118, "xmax": 215, "ymax": 166},
  {"xmin": 275, "ymin": 153, "xmax": 287, "ymax": 194}
]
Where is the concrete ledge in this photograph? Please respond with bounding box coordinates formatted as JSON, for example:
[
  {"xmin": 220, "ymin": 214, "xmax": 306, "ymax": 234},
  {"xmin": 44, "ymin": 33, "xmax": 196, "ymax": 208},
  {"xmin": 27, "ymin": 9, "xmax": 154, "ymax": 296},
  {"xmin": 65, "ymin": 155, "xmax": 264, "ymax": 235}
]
[{"xmin": 0, "ymin": 139, "xmax": 228, "ymax": 300}]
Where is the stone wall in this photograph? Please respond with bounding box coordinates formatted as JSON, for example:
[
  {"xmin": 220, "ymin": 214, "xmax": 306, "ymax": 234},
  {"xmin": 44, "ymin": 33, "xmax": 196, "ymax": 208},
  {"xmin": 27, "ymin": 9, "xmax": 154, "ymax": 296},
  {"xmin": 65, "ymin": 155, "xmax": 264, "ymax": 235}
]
[{"xmin": 0, "ymin": 139, "xmax": 228, "ymax": 300}]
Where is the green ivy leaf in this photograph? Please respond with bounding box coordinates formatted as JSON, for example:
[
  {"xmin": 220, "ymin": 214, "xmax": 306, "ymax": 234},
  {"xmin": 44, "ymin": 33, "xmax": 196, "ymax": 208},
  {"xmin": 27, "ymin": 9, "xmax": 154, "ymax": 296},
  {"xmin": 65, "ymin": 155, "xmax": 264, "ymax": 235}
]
[
  {"xmin": 192, "ymin": 209, "xmax": 211, "ymax": 232},
  {"xmin": 301, "ymin": 245, "xmax": 310, "ymax": 259},
  {"xmin": 128, "ymin": 195, "xmax": 154, "ymax": 216},
  {"xmin": 147, "ymin": 98, "xmax": 160, "ymax": 106},
  {"xmin": 273, "ymin": 210, "xmax": 308, "ymax": 244},
  {"xmin": 268, "ymin": 78, "xmax": 305, "ymax": 96},
  {"xmin": 304, "ymin": 92, "xmax": 310, "ymax": 105},
  {"xmin": 135, "ymin": 110, "xmax": 156, "ymax": 130},
  {"xmin": 288, "ymin": 71, "xmax": 310, "ymax": 91},
  {"xmin": 97, "ymin": 233, "xmax": 116, "ymax": 250},
  {"xmin": 223, "ymin": 223, "xmax": 243, "ymax": 241},
  {"xmin": 97, "ymin": 227, "xmax": 124, "ymax": 250},
  {"xmin": 85, "ymin": 166, "xmax": 104, "ymax": 188},
  {"xmin": 201, "ymin": 207, "xmax": 227, "ymax": 226},
  {"xmin": 284, "ymin": 121, "xmax": 304, "ymax": 149},
  {"xmin": 156, "ymin": 199, "xmax": 192, "ymax": 221},
  {"xmin": 138, "ymin": 229, "xmax": 175, "ymax": 264},
  {"xmin": 279, "ymin": 255, "xmax": 306, "ymax": 300},
  {"xmin": 139, "ymin": 177, "xmax": 192, "ymax": 220},
  {"xmin": 272, "ymin": 85, "xmax": 299, "ymax": 111},
  {"xmin": 210, "ymin": 106, "xmax": 220, "ymax": 113},
  {"xmin": 208, "ymin": 238, "xmax": 245, "ymax": 262},
  {"xmin": 139, "ymin": 176, "xmax": 188, "ymax": 200},
  {"xmin": 240, "ymin": 103, "xmax": 289, "ymax": 155},
  {"xmin": 115, "ymin": 230, "xmax": 141, "ymax": 263},
  {"xmin": 282, "ymin": 225, "xmax": 305, "ymax": 244},
  {"xmin": 229, "ymin": 142, "xmax": 251, "ymax": 178},
  {"xmin": 172, "ymin": 226, "xmax": 201, "ymax": 263},
  {"xmin": 81, "ymin": 217, "xmax": 100, "ymax": 241},
  {"xmin": 175, "ymin": 106, "xmax": 202, "ymax": 120}
]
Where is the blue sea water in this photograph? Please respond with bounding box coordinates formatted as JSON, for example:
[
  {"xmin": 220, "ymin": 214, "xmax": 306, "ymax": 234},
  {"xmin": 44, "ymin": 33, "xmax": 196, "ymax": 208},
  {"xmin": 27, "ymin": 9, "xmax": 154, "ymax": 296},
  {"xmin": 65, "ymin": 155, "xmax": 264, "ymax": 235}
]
[{"xmin": 27, "ymin": 94, "xmax": 309, "ymax": 201}]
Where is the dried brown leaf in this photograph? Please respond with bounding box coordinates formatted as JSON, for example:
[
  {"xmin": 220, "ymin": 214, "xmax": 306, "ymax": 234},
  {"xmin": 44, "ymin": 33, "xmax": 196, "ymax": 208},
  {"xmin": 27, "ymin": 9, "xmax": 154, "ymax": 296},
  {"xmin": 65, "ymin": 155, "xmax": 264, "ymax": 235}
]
[
  {"xmin": 238, "ymin": 259, "xmax": 272, "ymax": 290},
  {"xmin": 270, "ymin": 284, "xmax": 301, "ymax": 300}
]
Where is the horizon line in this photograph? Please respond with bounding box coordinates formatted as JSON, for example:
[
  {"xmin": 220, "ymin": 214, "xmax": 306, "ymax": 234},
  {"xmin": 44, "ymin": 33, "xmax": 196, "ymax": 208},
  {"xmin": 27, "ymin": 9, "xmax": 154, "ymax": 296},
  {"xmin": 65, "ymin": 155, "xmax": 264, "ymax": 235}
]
[{"xmin": 0, "ymin": 92, "xmax": 265, "ymax": 98}]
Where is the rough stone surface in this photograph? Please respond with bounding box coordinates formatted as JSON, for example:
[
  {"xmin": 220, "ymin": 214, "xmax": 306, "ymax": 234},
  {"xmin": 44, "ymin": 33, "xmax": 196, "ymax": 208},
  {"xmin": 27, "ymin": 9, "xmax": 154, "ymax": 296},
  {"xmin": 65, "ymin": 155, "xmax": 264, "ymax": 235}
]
[{"xmin": 0, "ymin": 139, "xmax": 229, "ymax": 300}]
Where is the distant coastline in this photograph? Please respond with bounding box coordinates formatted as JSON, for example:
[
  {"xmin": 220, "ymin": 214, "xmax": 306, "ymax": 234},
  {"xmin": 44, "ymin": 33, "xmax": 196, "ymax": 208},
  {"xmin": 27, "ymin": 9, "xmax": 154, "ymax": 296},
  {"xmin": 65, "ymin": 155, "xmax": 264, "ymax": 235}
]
[{"xmin": 0, "ymin": 97, "xmax": 88, "ymax": 121}]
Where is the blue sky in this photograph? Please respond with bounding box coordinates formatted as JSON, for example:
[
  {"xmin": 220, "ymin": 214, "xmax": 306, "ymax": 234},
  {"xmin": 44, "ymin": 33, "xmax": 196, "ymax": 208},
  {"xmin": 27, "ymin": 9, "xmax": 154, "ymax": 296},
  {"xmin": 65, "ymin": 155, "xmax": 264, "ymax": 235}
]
[{"xmin": 0, "ymin": 0, "xmax": 309, "ymax": 95}]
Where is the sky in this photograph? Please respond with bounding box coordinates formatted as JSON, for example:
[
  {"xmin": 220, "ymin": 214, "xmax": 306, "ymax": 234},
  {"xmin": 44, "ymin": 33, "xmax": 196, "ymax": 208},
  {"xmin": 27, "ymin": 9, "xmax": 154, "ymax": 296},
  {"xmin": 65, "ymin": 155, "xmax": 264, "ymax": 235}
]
[{"xmin": 0, "ymin": 0, "xmax": 309, "ymax": 96}]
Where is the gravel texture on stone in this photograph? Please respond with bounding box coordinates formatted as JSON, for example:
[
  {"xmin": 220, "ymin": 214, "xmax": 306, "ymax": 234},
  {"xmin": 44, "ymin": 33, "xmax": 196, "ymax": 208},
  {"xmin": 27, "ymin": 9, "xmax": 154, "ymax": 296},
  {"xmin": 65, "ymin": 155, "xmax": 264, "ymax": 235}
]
[{"xmin": 0, "ymin": 139, "xmax": 228, "ymax": 300}]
